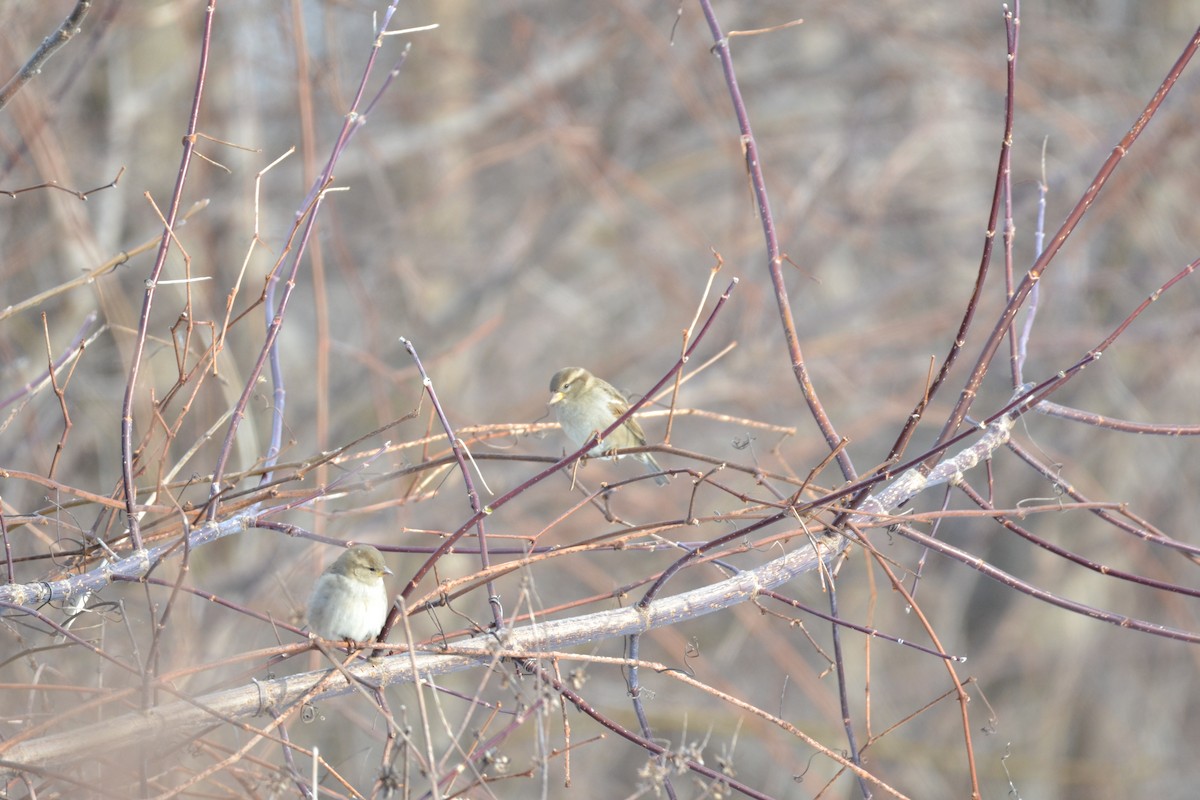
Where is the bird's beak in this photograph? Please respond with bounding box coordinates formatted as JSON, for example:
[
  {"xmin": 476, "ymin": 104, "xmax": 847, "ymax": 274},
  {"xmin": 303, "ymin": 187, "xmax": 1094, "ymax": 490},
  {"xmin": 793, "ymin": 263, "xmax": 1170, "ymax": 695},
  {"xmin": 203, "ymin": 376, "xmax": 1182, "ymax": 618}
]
[
  {"xmin": 383, "ymin": 566, "xmax": 394, "ymax": 576},
  {"xmin": 549, "ymin": 391, "xmax": 564, "ymax": 405}
]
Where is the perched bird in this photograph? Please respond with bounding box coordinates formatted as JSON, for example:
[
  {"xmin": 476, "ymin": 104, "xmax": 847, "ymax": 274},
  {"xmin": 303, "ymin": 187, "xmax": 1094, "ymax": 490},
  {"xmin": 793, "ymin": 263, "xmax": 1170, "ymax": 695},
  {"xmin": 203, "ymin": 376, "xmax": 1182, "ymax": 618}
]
[
  {"xmin": 305, "ymin": 545, "xmax": 393, "ymax": 643},
  {"xmin": 548, "ymin": 366, "xmax": 669, "ymax": 486}
]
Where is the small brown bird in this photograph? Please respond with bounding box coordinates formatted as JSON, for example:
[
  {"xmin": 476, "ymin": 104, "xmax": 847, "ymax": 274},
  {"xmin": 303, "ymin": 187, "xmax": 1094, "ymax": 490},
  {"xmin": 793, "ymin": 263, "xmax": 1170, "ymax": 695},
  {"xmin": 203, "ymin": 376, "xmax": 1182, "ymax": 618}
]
[
  {"xmin": 548, "ymin": 366, "xmax": 669, "ymax": 486},
  {"xmin": 305, "ymin": 545, "xmax": 393, "ymax": 643}
]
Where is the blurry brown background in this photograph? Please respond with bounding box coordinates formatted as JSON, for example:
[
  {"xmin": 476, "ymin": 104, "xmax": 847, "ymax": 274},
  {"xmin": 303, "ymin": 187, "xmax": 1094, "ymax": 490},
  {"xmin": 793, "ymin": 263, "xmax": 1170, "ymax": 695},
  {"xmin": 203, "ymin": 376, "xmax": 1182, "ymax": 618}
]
[{"xmin": 2, "ymin": 1, "xmax": 1199, "ymax": 798}]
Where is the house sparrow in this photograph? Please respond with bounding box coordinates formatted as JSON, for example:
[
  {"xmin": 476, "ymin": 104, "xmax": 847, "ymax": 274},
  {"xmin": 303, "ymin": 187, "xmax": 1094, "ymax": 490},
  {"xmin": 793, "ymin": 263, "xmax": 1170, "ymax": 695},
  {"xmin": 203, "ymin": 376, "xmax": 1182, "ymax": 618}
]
[
  {"xmin": 548, "ymin": 366, "xmax": 669, "ymax": 486},
  {"xmin": 305, "ymin": 545, "xmax": 393, "ymax": 643}
]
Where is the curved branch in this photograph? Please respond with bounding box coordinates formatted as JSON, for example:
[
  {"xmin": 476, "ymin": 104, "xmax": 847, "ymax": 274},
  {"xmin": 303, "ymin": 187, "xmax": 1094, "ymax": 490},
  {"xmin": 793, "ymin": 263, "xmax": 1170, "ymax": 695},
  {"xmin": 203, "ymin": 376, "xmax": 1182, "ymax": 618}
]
[{"xmin": 0, "ymin": 534, "xmax": 839, "ymax": 769}]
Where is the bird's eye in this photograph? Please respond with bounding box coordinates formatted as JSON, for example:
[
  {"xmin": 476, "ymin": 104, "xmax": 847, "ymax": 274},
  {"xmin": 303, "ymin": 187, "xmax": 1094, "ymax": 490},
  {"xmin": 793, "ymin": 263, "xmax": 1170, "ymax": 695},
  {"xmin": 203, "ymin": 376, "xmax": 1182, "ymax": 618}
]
[{"xmin": 561, "ymin": 381, "xmax": 571, "ymax": 391}]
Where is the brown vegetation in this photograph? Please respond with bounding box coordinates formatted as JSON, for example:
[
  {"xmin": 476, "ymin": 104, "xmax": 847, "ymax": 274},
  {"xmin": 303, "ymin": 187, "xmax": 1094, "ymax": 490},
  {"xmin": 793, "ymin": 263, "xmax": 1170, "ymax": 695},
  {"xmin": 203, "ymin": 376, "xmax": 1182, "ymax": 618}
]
[{"xmin": 2, "ymin": 2, "xmax": 1199, "ymax": 798}]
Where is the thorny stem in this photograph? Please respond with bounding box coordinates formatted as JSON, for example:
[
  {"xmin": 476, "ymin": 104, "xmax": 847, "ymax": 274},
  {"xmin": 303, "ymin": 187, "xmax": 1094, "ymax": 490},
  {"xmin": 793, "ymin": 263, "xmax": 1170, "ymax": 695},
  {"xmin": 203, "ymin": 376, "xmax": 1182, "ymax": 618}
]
[
  {"xmin": 936, "ymin": 21, "xmax": 1200, "ymax": 449},
  {"xmin": 697, "ymin": 0, "xmax": 853, "ymax": 483},
  {"xmin": 396, "ymin": 338, "xmax": 504, "ymax": 633},
  {"xmin": 119, "ymin": 0, "xmax": 216, "ymax": 551}
]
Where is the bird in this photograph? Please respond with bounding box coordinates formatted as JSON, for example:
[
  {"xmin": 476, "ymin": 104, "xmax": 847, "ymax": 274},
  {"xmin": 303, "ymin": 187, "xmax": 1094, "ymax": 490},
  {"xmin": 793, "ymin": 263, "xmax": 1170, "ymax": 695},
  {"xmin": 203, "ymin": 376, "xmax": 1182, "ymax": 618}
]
[
  {"xmin": 548, "ymin": 366, "xmax": 669, "ymax": 486},
  {"xmin": 305, "ymin": 545, "xmax": 393, "ymax": 643}
]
